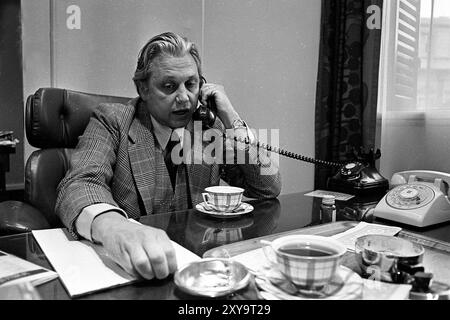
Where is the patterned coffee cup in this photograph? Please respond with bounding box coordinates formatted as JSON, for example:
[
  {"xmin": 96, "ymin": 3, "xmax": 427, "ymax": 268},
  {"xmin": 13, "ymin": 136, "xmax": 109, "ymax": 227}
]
[
  {"xmin": 262, "ymin": 235, "xmax": 347, "ymax": 290},
  {"xmin": 201, "ymin": 186, "xmax": 244, "ymax": 212}
]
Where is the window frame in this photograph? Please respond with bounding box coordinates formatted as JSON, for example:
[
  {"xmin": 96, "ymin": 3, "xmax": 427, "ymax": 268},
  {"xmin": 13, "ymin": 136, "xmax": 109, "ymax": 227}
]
[{"xmin": 378, "ymin": 0, "xmax": 450, "ymax": 119}]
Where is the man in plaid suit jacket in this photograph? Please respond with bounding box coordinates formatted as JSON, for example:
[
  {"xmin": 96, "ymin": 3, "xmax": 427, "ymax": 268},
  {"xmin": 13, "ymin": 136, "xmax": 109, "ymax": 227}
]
[{"xmin": 56, "ymin": 32, "xmax": 281, "ymax": 280}]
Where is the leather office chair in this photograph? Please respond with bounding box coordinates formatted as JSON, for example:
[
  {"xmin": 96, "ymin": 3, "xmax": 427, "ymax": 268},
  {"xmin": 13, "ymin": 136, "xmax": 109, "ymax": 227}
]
[{"xmin": 0, "ymin": 88, "xmax": 131, "ymax": 235}]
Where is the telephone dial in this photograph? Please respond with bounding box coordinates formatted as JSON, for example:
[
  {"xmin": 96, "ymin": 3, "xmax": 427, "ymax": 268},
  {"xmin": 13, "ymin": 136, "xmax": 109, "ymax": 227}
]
[
  {"xmin": 374, "ymin": 171, "xmax": 450, "ymax": 227},
  {"xmin": 192, "ymin": 81, "xmax": 389, "ymax": 196}
]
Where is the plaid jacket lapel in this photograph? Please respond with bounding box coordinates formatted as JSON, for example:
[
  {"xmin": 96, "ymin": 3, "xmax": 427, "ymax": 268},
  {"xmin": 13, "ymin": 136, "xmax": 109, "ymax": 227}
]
[{"xmin": 128, "ymin": 104, "xmax": 156, "ymax": 215}]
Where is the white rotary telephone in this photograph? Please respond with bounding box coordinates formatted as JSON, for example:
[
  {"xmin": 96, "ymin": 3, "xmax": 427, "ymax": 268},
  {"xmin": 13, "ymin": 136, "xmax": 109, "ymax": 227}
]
[{"xmin": 374, "ymin": 170, "xmax": 450, "ymax": 227}]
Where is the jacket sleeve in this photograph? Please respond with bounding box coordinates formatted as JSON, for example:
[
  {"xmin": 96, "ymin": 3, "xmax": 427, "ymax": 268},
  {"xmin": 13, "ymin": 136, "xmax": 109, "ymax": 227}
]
[{"xmin": 55, "ymin": 104, "xmax": 123, "ymax": 238}]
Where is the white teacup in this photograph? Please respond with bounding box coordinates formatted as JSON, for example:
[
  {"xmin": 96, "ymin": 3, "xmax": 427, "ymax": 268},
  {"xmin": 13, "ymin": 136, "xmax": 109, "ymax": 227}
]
[{"xmin": 201, "ymin": 186, "xmax": 244, "ymax": 212}]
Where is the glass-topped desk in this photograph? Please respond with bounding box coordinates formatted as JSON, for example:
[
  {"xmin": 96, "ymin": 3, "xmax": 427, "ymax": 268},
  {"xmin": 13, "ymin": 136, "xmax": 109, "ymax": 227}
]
[{"xmin": 1, "ymin": 192, "xmax": 449, "ymax": 299}]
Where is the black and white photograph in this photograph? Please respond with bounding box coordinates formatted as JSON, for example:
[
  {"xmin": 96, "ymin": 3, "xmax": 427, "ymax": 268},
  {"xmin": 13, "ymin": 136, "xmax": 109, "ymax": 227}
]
[{"xmin": 0, "ymin": 0, "xmax": 449, "ymax": 312}]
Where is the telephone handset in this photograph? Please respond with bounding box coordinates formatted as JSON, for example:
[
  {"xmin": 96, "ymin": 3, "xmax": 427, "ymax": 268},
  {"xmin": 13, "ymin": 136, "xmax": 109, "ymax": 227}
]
[
  {"xmin": 374, "ymin": 170, "xmax": 450, "ymax": 227},
  {"xmin": 194, "ymin": 76, "xmax": 218, "ymax": 129},
  {"xmin": 193, "ymin": 97, "xmax": 217, "ymax": 129},
  {"xmin": 192, "ymin": 79, "xmax": 389, "ymax": 195}
]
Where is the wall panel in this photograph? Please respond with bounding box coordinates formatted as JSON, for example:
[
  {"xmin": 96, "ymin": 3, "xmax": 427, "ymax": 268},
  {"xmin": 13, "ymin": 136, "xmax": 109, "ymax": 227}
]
[
  {"xmin": 204, "ymin": 0, "xmax": 321, "ymax": 195},
  {"xmin": 52, "ymin": 0, "xmax": 202, "ymax": 96}
]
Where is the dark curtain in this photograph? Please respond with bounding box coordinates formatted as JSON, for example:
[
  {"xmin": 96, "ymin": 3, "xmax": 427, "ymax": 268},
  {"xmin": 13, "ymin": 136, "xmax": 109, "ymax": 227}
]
[{"xmin": 314, "ymin": 0, "xmax": 383, "ymax": 190}]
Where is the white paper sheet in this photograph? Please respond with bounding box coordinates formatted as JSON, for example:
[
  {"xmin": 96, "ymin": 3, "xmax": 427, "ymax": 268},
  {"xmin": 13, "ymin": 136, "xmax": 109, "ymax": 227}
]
[
  {"xmin": 330, "ymin": 222, "xmax": 402, "ymax": 251},
  {"xmin": 32, "ymin": 228, "xmax": 201, "ymax": 298},
  {"xmin": 0, "ymin": 250, "xmax": 58, "ymax": 287},
  {"xmin": 304, "ymin": 190, "xmax": 355, "ymax": 201}
]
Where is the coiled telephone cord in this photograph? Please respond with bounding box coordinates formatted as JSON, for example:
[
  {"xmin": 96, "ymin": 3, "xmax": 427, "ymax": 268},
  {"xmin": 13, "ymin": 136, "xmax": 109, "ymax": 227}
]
[{"xmin": 229, "ymin": 134, "xmax": 344, "ymax": 168}]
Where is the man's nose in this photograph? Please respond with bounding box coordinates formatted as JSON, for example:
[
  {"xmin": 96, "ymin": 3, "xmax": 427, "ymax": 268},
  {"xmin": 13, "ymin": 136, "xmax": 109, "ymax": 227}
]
[{"xmin": 175, "ymin": 86, "xmax": 189, "ymax": 104}]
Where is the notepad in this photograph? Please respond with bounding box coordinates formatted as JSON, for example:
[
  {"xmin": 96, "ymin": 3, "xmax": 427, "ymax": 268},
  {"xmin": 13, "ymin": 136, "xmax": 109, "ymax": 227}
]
[{"xmin": 32, "ymin": 228, "xmax": 201, "ymax": 298}]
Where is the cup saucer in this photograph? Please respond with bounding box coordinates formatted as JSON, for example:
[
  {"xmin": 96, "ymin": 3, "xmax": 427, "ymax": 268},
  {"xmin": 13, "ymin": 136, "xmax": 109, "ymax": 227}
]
[
  {"xmin": 195, "ymin": 201, "xmax": 254, "ymax": 218},
  {"xmin": 254, "ymin": 266, "xmax": 363, "ymax": 300}
]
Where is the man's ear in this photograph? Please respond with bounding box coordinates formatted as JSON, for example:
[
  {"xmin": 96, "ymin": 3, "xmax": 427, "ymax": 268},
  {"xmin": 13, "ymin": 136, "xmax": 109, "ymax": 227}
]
[
  {"xmin": 137, "ymin": 81, "xmax": 149, "ymax": 100},
  {"xmin": 200, "ymin": 76, "xmax": 206, "ymax": 89}
]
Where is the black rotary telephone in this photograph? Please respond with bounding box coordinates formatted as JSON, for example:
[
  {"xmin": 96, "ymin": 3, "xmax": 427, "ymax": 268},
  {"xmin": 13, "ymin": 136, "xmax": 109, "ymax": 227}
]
[
  {"xmin": 327, "ymin": 148, "xmax": 389, "ymax": 195},
  {"xmin": 192, "ymin": 86, "xmax": 388, "ymax": 196}
]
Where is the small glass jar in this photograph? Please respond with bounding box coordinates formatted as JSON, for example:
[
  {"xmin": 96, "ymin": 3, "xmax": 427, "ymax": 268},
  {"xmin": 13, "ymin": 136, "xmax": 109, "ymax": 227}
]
[{"xmin": 320, "ymin": 195, "xmax": 337, "ymax": 223}]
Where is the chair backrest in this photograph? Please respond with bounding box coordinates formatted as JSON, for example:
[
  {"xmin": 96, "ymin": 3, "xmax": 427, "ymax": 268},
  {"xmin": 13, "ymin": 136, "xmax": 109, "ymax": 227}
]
[{"xmin": 25, "ymin": 88, "xmax": 131, "ymax": 226}]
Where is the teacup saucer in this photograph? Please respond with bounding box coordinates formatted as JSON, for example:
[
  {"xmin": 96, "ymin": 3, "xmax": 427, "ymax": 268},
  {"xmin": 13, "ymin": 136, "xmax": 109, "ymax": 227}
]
[
  {"xmin": 195, "ymin": 202, "xmax": 254, "ymax": 218},
  {"xmin": 254, "ymin": 266, "xmax": 363, "ymax": 300}
]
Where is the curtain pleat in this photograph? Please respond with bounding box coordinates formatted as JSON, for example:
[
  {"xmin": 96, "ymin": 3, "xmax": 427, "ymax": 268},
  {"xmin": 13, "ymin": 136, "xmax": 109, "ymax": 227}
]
[{"xmin": 314, "ymin": 0, "xmax": 383, "ymax": 190}]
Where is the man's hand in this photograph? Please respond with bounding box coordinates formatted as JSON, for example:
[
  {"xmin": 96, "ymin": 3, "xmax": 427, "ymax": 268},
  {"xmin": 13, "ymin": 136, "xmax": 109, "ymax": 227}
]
[
  {"xmin": 200, "ymin": 83, "xmax": 241, "ymax": 129},
  {"xmin": 91, "ymin": 212, "xmax": 177, "ymax": 280}
]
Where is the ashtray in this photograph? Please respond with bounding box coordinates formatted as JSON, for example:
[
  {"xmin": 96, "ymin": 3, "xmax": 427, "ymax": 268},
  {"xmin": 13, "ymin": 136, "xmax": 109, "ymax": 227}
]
[
  {"xmin": 355, "ymin": 235, "xmax": 425, "ymax": 282},
  {"xmin": 174, "ymin": 258, "xmax": 251, "ymax": 297}
]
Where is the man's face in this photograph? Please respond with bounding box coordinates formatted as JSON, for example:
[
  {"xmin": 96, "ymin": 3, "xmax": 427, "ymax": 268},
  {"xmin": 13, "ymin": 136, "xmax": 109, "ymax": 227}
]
[{"xmin": 141, "ymin": 54, "xmax": 200, "ymax": 129}]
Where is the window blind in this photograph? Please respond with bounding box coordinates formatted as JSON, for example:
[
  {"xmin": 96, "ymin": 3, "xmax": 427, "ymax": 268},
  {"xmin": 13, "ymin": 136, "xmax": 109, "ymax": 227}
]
[{"xmin": 394, "ymin": 0, "xmax": 421, "ymax": 109}]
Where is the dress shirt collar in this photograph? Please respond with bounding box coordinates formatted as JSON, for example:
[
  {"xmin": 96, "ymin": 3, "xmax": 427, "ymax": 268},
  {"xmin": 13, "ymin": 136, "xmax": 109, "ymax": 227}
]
[{"xmin": 150, "ymin": 116, "xmax": 185, "ymax": 150}]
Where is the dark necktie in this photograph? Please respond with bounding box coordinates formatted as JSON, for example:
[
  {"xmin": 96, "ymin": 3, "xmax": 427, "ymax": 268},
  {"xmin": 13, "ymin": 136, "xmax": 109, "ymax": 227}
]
[{"xmin": 164, "ymin": 132, "xmax": 179, "ymax": 191}]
